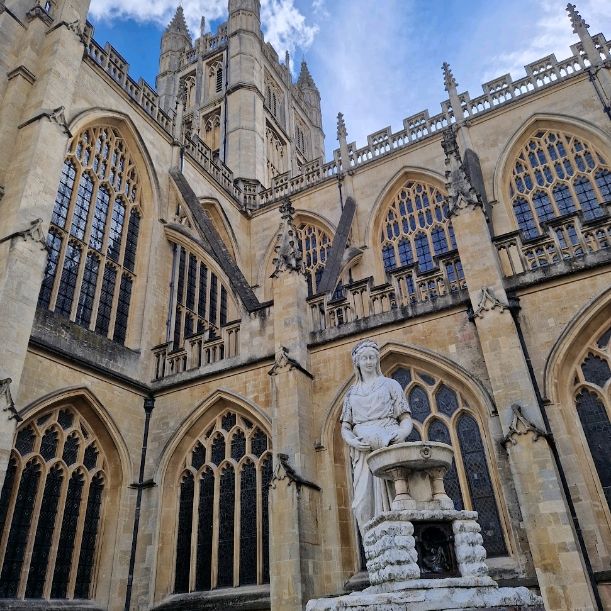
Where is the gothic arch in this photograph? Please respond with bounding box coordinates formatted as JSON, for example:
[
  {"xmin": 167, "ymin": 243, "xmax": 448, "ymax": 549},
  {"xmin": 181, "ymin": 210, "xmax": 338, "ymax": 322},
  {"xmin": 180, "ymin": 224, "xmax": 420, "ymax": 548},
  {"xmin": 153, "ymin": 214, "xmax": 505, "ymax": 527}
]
[
  {"xmin": 492, "ymin": 112, "xmax": 611, "ymax": 207},
  {"xmin": 154, "ymin": 389, "xmax": 272, "ymax": 600},
  {"xmin": 0, "ymin": 387, "xmax": 128, "ymax": 605},
  {"xmin": 541, "ymin": 285, "xmax": 611, "ymax": 565},
  {"xmin": 199, "ymin": 198, "xmax": 240, "ymax": 263},
  {"xmin": 258, "ymin": 210, "xmax": 337, "ymax": 300},
  {"xmin": 319, "ymin": 341, "xmax": 512, "ymax": 571}
]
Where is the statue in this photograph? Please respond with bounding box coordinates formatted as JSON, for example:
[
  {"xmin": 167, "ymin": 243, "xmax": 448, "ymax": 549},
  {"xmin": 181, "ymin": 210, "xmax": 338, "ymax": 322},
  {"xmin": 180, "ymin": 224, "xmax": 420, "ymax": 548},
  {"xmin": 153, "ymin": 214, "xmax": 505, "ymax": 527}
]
[{"xmin": 341, "ymin": 339, "xmax": 413, "ymax": 534}]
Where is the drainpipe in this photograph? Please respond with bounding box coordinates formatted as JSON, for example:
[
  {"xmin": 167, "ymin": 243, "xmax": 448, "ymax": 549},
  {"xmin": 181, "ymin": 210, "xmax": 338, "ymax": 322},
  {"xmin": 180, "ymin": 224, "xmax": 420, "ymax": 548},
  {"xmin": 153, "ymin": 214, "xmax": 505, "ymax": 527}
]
[
  {"xmin": 124, "ymin": 395, "xmax": 156, "ymax": 611},
  {"xmin": 508, "ymin": 298, "xmax": 603, "ymax": 611}
]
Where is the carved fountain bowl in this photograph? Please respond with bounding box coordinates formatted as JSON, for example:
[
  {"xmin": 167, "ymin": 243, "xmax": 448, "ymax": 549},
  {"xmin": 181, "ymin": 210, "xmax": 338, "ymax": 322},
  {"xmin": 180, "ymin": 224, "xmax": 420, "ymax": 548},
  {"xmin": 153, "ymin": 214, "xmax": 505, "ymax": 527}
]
[{"xmin": 367, "ymin": 441, "xmax": 454, "ymax": 481}]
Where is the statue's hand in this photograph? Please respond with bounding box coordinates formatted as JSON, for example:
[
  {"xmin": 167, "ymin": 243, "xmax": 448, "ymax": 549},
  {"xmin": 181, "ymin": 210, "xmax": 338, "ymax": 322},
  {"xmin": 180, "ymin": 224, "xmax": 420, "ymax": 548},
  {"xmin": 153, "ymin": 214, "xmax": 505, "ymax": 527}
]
[{"xmin": 349, "ymin": 437, "xmax": 371, "ymax": 452}]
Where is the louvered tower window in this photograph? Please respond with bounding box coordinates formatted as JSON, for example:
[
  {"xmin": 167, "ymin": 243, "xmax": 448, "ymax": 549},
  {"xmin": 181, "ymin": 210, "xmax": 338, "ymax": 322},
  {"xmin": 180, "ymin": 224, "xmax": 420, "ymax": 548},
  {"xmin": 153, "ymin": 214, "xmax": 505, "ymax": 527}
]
[
  {"xmin": 0, "ymin": 407, "xmax": 107, "ymax": 600},
  {"xmin": 37, "ymin": 125, "xmax": 142, "ymax": 345},
  {"xmin": 509, "ymin": 129, "xmax": 611, "ymax": 239},
  {"xmin": 174, "ymin": 411, "xmax": 272, "ymax": 592},
  {"xmin": 390, "ymin": 367, "xmax": 508, "ymax": 557}
]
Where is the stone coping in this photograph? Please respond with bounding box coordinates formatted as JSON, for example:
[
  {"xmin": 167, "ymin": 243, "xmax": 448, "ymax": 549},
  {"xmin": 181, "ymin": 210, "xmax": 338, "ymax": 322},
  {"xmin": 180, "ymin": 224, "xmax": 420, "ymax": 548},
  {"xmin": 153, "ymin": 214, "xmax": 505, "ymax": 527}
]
[
  {"xmin": 365, "ymin": 509, "xmax": 478, "ymax": 530},
  {"xmin": 152, "ymin": 584, "xmax": 270, "ymax": 610}
]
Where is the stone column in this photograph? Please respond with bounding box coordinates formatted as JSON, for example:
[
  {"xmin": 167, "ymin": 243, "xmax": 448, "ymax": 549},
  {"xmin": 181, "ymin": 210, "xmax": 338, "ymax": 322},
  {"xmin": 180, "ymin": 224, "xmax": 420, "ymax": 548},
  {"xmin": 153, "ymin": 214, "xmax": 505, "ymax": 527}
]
[
  {"xmin": 0, "ymin": 4, "xmax": 89, "ymax": 489},
  {"xmin": 443, "ymin": 130, "xmax": 598, "ymax": 610},
  {"xmin": 268, "ymin": 201, "xmax": 322, "ymax": 610}
]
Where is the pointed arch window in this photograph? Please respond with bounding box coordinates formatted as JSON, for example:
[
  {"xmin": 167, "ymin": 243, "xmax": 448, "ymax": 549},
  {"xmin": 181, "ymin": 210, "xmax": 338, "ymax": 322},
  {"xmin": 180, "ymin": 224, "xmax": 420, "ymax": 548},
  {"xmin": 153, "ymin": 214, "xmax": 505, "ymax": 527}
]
[
  {"xmin": 174, "ymin": 411, "xmax": 272, "ymax": 592},
  {"xmin": 572, "ymin": 326, "xmax": 611, "ymax": 509},
  {"xmin": 391, "ymin": 367, "xmax": 507, "ymax": 556},
  {"xmin": 0, "ymin": 407, "xmax": 107, "ymax": 600},
  {"xmin": 509, "ymin": 129, "xmax": 610, "ymax": 237},
  {"xmin": 168, "ymin": 243, "xmax": 237, "ymax": 352},
  {"xmin": 37, "ymin": 125, "xmax": 142, "ymax": 345},
  {"xmin": 296, "ymin": 222, "xmax": 332, "ymax": 296},
  {"xmin": 379, "ymin": 180, "xmax": 464, "ymax": 291}
]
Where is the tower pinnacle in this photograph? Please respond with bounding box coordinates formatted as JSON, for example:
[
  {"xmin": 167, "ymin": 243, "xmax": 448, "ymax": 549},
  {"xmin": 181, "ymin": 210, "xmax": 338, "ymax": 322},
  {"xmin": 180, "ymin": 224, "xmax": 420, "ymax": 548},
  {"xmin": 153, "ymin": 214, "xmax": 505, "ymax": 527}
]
[
  {"xmin": 442, "ymin": 62, "xmax": 458, "ymax": 93},
  {"xmin": 566, "ymin": 3, "xmax": 602, "ymax": 66},
  {"xmin": 167, "ymin": 6, "xmax": 189, "ymax": 35}
]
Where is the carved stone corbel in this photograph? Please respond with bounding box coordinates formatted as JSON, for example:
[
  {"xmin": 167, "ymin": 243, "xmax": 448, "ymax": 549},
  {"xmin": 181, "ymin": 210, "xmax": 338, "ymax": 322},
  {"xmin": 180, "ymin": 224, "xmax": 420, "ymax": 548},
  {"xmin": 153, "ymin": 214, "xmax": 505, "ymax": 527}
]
[
  {"xmin": 502, "ymin": 403, "xmax": 549, "ymax": 448},
  {"xmin": 268, "ymin": 346, "xmax": 313, "ymax": 378},
  {"xmin": 0, "ymin": 218, "xmax": 48, "ymax": 251},
  {"xmin": 472, "ymin": 286, "xmax": 509, "ymax": 319},
  {"xmin": 26, "ymin": 3, "xmax": 53, "ymax": 26},
  {"xmin": 18, "ymin": 105, "xmax": 72, "ymax": 137},
  {"xmin": 0, "ymin": 378, "xmax": 23, "ymax": 422}
]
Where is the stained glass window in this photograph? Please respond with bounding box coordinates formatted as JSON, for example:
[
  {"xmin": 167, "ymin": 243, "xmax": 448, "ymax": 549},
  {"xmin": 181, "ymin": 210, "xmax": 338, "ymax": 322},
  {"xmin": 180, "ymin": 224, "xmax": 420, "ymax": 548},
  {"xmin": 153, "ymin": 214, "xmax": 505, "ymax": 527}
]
[
  {"xmin": 379, "ymin": 181, "xmax": 459, "ymax": 280},
  {"xmin": 573, "ymin": 327, "xmax": 611, "ymax": 509},
  {"xmin": 174, "ymin": 411, "xmax": 272, "ymax": 591},
  {"xmin": 0, "ymin": 406, "xmax": 107, "ymax": 600},
  {"xmin": 169, "ymin": 244, "xmax": 235, "ymax": 351},
  {"xmin": 37, "ymin": 125, "xmax": 141, "ymax": 344},
  {"xmin": 509, "ymin": 129, "xmax": 611, "ymax": 236},
  {"xmin": 297, "ymin": 223, "xmax": 332, "ymax": 296},
  {"xmin": 385, "ymin": 366, "xmax": 506, "ymax": 556}
]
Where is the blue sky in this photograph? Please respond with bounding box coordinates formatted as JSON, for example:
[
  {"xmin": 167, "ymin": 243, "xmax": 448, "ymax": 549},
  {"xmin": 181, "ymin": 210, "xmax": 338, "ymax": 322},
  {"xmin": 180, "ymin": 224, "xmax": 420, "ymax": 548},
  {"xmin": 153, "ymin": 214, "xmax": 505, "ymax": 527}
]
[{"xmin": 88, "ymin": 0, "xmax": 611, "ymax": 159}]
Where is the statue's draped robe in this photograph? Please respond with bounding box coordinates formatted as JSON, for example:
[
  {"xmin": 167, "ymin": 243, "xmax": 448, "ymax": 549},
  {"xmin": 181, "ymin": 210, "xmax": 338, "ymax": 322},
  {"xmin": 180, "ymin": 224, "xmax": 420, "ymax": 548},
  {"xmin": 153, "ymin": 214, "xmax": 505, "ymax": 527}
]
[{"xmin": 341, "ymin": 377, "xmax": 411, "ymax": 533}]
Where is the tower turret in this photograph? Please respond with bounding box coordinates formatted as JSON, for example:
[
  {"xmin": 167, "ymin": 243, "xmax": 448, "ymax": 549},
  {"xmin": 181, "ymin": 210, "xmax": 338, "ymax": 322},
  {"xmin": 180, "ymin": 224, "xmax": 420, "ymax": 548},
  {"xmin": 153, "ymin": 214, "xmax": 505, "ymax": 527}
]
[
  {"xmin": 228, "ymin": 0, "xmax": 261, "ymax": 36},
  {"xmin": 156, "ymin": 6, "xmax": 192, "ymax": 113},
  {"xmin": 296, "ymin": 60, "xmax": 324, "ymax": 159}
]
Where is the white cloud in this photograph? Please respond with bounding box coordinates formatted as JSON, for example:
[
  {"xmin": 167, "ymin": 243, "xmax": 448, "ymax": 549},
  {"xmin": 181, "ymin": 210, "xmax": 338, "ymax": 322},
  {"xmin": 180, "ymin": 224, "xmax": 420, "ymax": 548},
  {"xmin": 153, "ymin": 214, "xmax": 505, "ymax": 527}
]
[{"xmin": 89, "ymin": 0, "xmax": 318, "ymax": 56}]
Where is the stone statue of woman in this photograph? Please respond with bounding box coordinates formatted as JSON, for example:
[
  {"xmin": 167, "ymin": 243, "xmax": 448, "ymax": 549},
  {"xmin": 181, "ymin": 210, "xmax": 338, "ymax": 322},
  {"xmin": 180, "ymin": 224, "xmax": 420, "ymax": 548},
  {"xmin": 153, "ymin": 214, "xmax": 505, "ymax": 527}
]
[{"xmin": 341, "ymin": 339, "xmax": 413, "ymax": 535}]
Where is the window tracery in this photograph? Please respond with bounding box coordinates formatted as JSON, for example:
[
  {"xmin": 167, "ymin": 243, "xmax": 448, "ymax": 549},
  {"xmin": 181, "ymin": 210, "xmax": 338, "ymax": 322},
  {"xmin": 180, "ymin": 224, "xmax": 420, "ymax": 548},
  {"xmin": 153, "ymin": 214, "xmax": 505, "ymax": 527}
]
[
  {"xmin": 264, "ymin": 77, "xmax": 284, "ymax": 126},
  {"xmin": 296, "ymin": 222, "xmax": 332, "ymax": 296},
  {"xmin": 572, "ymin": 326, "xmax": 611, "ymax": 509},
  {"xmin": 0, "ymin": 407, "xmax": 107, "ymax": 600},
  {"xmin": 509, "ymin": 129, "xmax": 611, "ymax": 239},
  {"xmin": 379, "ymin": 180, "xmax": 463, "ymax": 288},
  {"xmin": 208, "ymin": 60, "xmax": 223, "ymax": 95},
  {"xmin": 202, "ymin": 110, "xmax": 221, "ymax": 153},
  {"xmin": 38, "ymin": 125, "xmax": 141, "ymax": 345},
  {"xmin": 265, "ymin": 125, "xmax": 287, "ymax": 186},
  {"xmin": 169, "ymin": 243, "xmax": 235, "ymax": 351},
  {"xmin": 174, "ymin": 411, "xmax": 272, "ymax": 592},
  {"xmin": 390, "ymin": 367, "xmax": 507, "ymax": 556}
]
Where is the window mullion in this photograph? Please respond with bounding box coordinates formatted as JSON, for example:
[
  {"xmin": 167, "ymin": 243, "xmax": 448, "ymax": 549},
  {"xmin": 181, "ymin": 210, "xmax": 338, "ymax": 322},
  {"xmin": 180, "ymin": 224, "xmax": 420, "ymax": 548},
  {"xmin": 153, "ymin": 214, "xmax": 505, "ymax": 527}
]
[
  {"xmin": 449, "ymin": 424, "xmax": 471, "ymax": 511},
  {"xmin": 0, "ymin": 458, "xmax": 22, "ymax": 577},
  {"xmin": 211, "ymin": 469, "xmax": 220, "ymax": 589},
  {"xmin": 189, "ymin": 473, "xmax": 200, "ymax": 593},
  {"xmin": 43, "ymin": 467, "xmax": 68, "ymax": 599},
  {"xmin": 88, "ymin": 253, "xmax": 106, "ymax": 332},
  {"xmin": 48, "ymin": 238, "xmax": 70, "ymax": 313},
  {"xmin": 256, "ymin": 462, "xmax": 263, "ymax": 585},
  {"xmin": 66, "ymin": 474, "xmax": 91, "ymax": 598},
  {"xmin": 68, "ymin": 243, "xmax": 89, "ymax": 322},
  {"xmin": 234, "ymin": 464, "xmax": 241, "ymax": 587},
  {"xmin": 61, "ymin": 163, "xmax": 84, "ymax": 239}
]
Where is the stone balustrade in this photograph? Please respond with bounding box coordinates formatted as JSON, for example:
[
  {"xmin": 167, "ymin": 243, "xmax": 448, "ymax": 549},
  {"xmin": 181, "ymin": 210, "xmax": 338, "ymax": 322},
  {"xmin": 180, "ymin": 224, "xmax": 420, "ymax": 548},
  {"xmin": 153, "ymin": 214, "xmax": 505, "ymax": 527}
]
[
  {"xmin": 308, "ymin": 252, "xmax": 467, "ymax": 332},
  {"xmin": 152, "ymin": 321, "xmax": 240, "ymax": 380},
  {"xmin": 495, "ymin": 208, "xmax": 611, "ymax": 277}
]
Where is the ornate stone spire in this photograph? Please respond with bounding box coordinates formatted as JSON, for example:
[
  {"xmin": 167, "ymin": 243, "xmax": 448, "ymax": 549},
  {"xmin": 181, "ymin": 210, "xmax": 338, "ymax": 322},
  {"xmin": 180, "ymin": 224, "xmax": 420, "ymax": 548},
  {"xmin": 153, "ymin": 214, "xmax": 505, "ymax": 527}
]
[
  {"xmin": 337, "ymin": 112, "xmax": 351, "ymax": 172},
  {"xmin": 337, "ymin": 112, "xmax": 347, "ymax": 141},
  {"xmin": 271, "ymin": 200, "xmax": 304, "ymax": 277},
  {"xmin": 442, "ymin": 62, "xmax": 457, "ymax": 93},
  {"xmin": 297, "ymin": 60, "xmax": 318, "ymax": 91},
  {"xmin": 442, "ymin": 128, "xmax": 482, "ymax": 217},
  {"xmin": 566, "ymin": 3, "xmax": 602, "ymax": 66},
  {"xmin": 442, "ymin": 62, "xmax": 464, "ymax": 123},
  {"xmin": 167, "ymin": 6, "xmax": 189, "ymax": 35}
]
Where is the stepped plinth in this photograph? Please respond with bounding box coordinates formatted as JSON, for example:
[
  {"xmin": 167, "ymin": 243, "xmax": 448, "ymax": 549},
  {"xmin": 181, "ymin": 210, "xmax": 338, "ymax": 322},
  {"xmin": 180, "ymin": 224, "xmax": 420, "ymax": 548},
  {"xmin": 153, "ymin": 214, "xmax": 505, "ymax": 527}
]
[{"xmin": 307, "ymin": 442, "xmax": 543, "ymax": 610}]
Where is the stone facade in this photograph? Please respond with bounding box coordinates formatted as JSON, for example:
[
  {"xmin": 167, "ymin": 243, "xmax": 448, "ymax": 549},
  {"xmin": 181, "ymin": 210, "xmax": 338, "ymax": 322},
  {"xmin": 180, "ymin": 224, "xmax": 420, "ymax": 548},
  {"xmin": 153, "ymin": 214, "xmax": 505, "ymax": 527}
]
[{"xmin": 0, "ymin": 1, "xmax": 610, "ymax": 610}]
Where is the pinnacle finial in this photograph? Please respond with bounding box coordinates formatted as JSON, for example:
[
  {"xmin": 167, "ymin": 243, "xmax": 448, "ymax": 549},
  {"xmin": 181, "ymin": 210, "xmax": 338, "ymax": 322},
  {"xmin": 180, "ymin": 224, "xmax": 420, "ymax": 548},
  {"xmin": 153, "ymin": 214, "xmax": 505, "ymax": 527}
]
[
  {"xmin": 167, "ymin": 5, "xmax": 189, "ymax": 34},
  {"xmin": 272, "ymin": 199, "xmax": 303, "ymax": 277},
  {"xmin": 566, "ymin": 3, "xmax": 589, "ymax": 33},
  {"xmin": 442, "ymin": 62, "xmax": 457, "ymax": 92},
  {"xmin": 279, "ymin": 199, "xmax": 296, "ymax": 222},
  {"xmin": 200, "ymin": 16, "xmax": 206, "ymax": 37},
  {"xmin": 337, "ymin": 112, "xmax": 347, "ymax": 141}
]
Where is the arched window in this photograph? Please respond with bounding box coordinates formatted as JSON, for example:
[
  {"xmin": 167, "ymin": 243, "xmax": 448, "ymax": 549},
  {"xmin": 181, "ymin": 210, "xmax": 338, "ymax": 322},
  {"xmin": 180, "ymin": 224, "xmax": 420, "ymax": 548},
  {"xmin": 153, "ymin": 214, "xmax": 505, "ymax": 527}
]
[
  {"xmin": 203, "ymin": 111, "xmax": 221, "ymax": 153},
  {"xmin": 0, "ymin": 406, "xmax": 107, "ymax": 600},
  {"xmin": 169, "ymin": 243, "xmax": 236, "ymax": 352},
  {"xmin": 509, "ymin": 129, "xmax": 611, "ymax": 238},
  {"xmin": 296, "ymin": 222, "xmax": 332, "ymax": 296},
  {"xmin": 208, "ymin": 61, "xmax": 223, "ymax": 95},
  {"xmin": 379, "ymin": 180, "xmax": 463, "ymax": 288},
  {"xmin": 174, "ymin": 410, "xmax": 272, "ymax": 592},
  {"xmin": 572, "ymin": 326, "xmax": 611, "ymax": 509},
  {"xmin": 265, "ymin": 126, "xmax": 287, "ymax": 186},
  {"xmin": 38, "ymin": 125, "xmax": 142, "ymax": 345},
  {"xmin": 390, "ymin": 367, "xmax": 508, "ymax": 557}
]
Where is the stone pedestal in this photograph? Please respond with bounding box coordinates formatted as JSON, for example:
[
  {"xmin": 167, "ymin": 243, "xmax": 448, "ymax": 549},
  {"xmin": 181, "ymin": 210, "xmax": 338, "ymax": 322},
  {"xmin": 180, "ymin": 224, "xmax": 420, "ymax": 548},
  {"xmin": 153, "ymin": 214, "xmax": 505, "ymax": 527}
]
[{"xmin": 306, "ymin": 442, "xmax": 543, "ymax": 610}]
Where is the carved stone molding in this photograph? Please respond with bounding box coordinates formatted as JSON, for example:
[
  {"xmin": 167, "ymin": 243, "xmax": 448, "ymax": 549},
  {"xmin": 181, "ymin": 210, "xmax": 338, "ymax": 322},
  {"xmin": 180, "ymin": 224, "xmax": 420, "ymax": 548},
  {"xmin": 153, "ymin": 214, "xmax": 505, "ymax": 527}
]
[
  {"xmin": 0, "ymin": 378, "xmax": 22, "ymax": 422},
  {"xmin": 0, "ymin": 218, "xmax": 48, "ymax": 251},
  {"xmin": 270, "ymin": 199, "xmax": 304, "ymax": 277},
  {"xmin": 270, "ymin": 452, "xmax": 320, "ymax": 491},
  {"xmin": 26, "ymin": 4, "xmax": 53, "ymax": 26},
  {"xmin": 502, "ymin": 403, "xmax": 549, "ymax": 447},
  {"xmin": 48, "ymin": 19, "xmax": 86, "ymax": 44},
  {"xmin": 442, "ymin": 128, "xmax": 484, "ymax": 218},
  {"xmin": 7, "ymin": 65, "xmax": 37, "ymax": 85},
  {"xmin": 472, "ymin": 286, "xmax": 509, "ymax": 319}
]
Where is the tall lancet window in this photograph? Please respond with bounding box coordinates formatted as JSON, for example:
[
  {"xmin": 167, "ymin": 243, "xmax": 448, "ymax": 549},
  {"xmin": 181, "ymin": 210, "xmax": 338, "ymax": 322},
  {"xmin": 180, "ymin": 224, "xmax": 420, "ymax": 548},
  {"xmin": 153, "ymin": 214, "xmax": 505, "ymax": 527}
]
[
  {"xmin": 390, "ymin": 366, "xmax": 508, "ymax": 557},
  {"xmin": 0, "ymin": 406, "xmax": 107, "ymax": 600},
  {"xmin": 509, "ymin": 129, "xmax": 611, "ymax": 239},
  {"xmin": 174, "ymin": 411, "xmax": 272, "ymax": 592},
  {"xmin": 38, "ymin": 125, "xmax": 142, "ymax": 345},
  {"xmin": 572, "ymin": 326, "xmax": 611, "ymax": 509},
  {"xmin": 296, "ymin": 222, "xmax": 332, "ymax": 296}
]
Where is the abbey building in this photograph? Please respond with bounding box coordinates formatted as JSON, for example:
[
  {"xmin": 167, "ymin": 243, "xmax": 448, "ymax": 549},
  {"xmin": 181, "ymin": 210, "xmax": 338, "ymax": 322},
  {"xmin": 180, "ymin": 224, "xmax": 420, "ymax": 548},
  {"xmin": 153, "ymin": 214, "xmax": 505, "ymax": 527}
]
[{"xmin": 0, "ymin": 0, "xmax": 609, "ymax": 609}]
